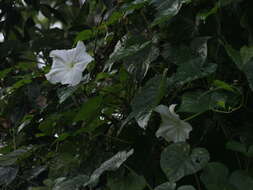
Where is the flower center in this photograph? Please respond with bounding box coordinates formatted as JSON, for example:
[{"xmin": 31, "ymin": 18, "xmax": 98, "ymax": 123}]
[{"xmin": 69, "ymin": 62, "xmax": 75, "ymax": 68}]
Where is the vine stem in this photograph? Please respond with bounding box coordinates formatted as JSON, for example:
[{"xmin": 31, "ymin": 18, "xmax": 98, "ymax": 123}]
[
  {"xmin": 194, "ymin": 173, "xmax": 202, "ymax": 190},
  {"xmin": 183, "ymin": 111, "xmax": 205, "ymax": 122}
]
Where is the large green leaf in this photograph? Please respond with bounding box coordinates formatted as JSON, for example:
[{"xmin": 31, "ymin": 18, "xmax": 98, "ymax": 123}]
[
  {"xmin": 57, "ymin": 86, "xmax": 78, "ymax": 104},
  {"xmin": 223, "ymin": 44, "xmax": 253, "ymax": 90},
  {"xmin": 172, "ymin": 58, "xmax": 217, "ymax": 85},
  {"xmin": 0, "ymin": 166, "xmax": 18, "ymax": 185},
  {"xmin": 84, "ymin": 149, "xmax": 134, "ymax": 187},
  {"xmin": 154, "ymin": 182, "xmax": 176, "ymax": 190},
  {"xmin": 179, "ymin": 86, "xmax": 241, "ymax": 113},
  {"xmin": 154, "ymin": 182, "xmax": 196, "ymax": 190},
  {"xmin": 74, "ymin": 96, "xmax": 103, "ymax": 122},
  {"xmin": 177, "ymin": 186, "xmax": 196, "ymax": 190},
  {"xmin": 165, "ymin": 37, "xmax": 217, "ymax": 85},
  {"xmin": 150, "ymin": 0, "xmax": 189, "ymax": 26},
  {"xmin": 122, "ymin": 74, "xmax": 167, "ymax": 129},
  {"xmin": 200, "ymin": 162, "xmax": 230, "ymax": 190},
  {"xmin": 108, "ymin": 40, "xmax": 159, "ymax": 82},
  {"xmin": 229, "ymin": 171, "xmax": 253, "ymax": 190},
  {"xmin": 160, "ymin": 143, "xmax": 209, "ymax": 182},
  {"xmin": 107, "ymin": 170, "xmax": 146, "ymax": 190},
  {"xmin": 200, "ymin": 163, "xmax": 253, "ymax": 190},
  {"xmin": 0, "ymin": 149, "xmax": 27, "ymax": 166},
  {"xmin": 53, "ymin": 175, "xmax": 89, "ymax": 190}
]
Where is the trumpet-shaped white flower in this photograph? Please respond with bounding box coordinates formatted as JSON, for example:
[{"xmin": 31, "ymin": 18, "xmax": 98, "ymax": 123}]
[
  {"xmin": 45, "ymin": 41, "xmax": 93, "ymax": 86},
  {"xmin": 155, "ymin": 104, "xmax": 192, "ymax": 143}
]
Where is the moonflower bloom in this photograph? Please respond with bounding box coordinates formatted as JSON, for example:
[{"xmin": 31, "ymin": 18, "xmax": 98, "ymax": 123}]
[
  {"xmin": 155, "ymin": 104, "xmax": 192, "ymax": 143},
  {"xmin": 45, "ymin": 41, "xmax": 93, "ymax": 86}
]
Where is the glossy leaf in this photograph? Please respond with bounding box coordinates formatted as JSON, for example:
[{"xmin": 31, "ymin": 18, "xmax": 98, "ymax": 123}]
[{"xmin": 122, "ymin": 74, "xmax": 167, "ymax": 129}]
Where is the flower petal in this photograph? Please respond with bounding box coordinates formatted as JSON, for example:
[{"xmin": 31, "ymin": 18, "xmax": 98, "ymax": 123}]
[
  {"xmin": 46, "ymin": 41, "xmax": 94, "ymax": 86},
  {"xmin": 61, "ymin": 68, "xmax": 83, "ymax": 86},
  {"xmin": 73, "ymin": 41, "xmax": 93, "ymax": 64},
  {"xmin": 155, "ymin": 104, "xmax": 192, "ymax": 143}
]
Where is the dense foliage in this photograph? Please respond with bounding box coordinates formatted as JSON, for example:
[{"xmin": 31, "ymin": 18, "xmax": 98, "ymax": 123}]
[{"xmin": 1, "ymin": 0, "xmax": 253, "ymax": 189}]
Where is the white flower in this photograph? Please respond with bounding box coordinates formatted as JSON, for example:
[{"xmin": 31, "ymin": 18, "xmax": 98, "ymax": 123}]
[
  {"xmin": 154, "ymin": 104, "xmax": 192, "ymax": 143},
  {"xmin": 45, "ymin": 41, "xmax": 93, "ymax": 86}
]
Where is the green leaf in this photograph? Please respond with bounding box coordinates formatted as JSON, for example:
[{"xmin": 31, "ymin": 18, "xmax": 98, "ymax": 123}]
[
  {"xmin": 0, "ymin": 68, "xmax": 12, "ymax": 80},
  {"xmin": 150, "ymin": 0, "xmax": 188, "ymax": 26},
  {"xmin": 240, "ymin": 46, "xmax": 253, "ymax": 66},
  {"xmin": 229, "ymin": 171, "xmax": 253, "ymax": 190},
  {"xmin": 0, "ymin": 167, "xmax": 18, "ymax": 185},
  {"xmin": 226, "ymin": 141, "xmax": 247, "ymax": 155},
  {"xmin": 200, "ymin": 162, "xmax": 229, "ymax": 190},
  {"xmin": 247, "ymin": 146, "xmax": 253, "ymax": 157},
  {"xmin": 74, "ymin": 96, "xmax": 103, "ymax": 122},
  {"xmin": 160, "ymin": 143, "xmax": 209, "ymax": 182},
  {"xmin": 213, "ymin": 80, "xmax": 235, "ymax": 92},
  {"xmin": 223, "ymin": 43, "xmax": 243, "ymax": 69},
  {"xmin": 179, "ymin": 91, "xmax": 210, "ymax": 113},
  {"xmin": 179, "ymin": 87, "xmax": 241, "ymax": 113},
  {"xmin": 154, "ymin": 182, "xmax": 176, "ymax": 190},
  {"xmin": 177, "ymin": 186, "xmax": 196, "ymax": 190},
  {"xmin": 0, "ymin": 149, "xmax": 27, "ymax": 166},
  {"xmin": 39, "ymin": 114, "xmax": 61, "ymax": 135},
  {"xmin": 74, "ymin": 30, "xmax": 94, "ymax": 43},
  {"xmin": 107, "ymin": 170, "xmax": 146, "ymax": 190},
  {"xmin": 173, "ymin": 58, "xmax": 217, "ymax": 85},
  {"xmin": 108, "ymin": 41, "xmax": 159, "ymax": 82},
  {"xmin": 57, "ymin": 86, "xmax": 78, "ymax": 104},
  {"xmin": 122, "ymin": 74, "xmax": 167, "ymax": 129},
  {"xmin": 223, "ymin": 44, "xmax": 253, "ymax": 90},
  {"xmin": 84, "ymin": 149, "xmax": 134, "ymax": 187},
  {"xmin": 53, "ymin": 175, "xmax": 89, "ymax": 190}
]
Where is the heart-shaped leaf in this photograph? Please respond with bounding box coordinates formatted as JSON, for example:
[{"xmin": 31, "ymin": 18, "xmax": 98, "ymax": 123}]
[{"xmin": 160, "ymin": 143, "xmax": 209, "ymax": 182}]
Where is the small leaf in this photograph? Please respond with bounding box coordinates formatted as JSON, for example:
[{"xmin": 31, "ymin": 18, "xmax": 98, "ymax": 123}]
[{"xmin": 213, "ymin": 80, "xmax": 235, "ymax": 92}]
